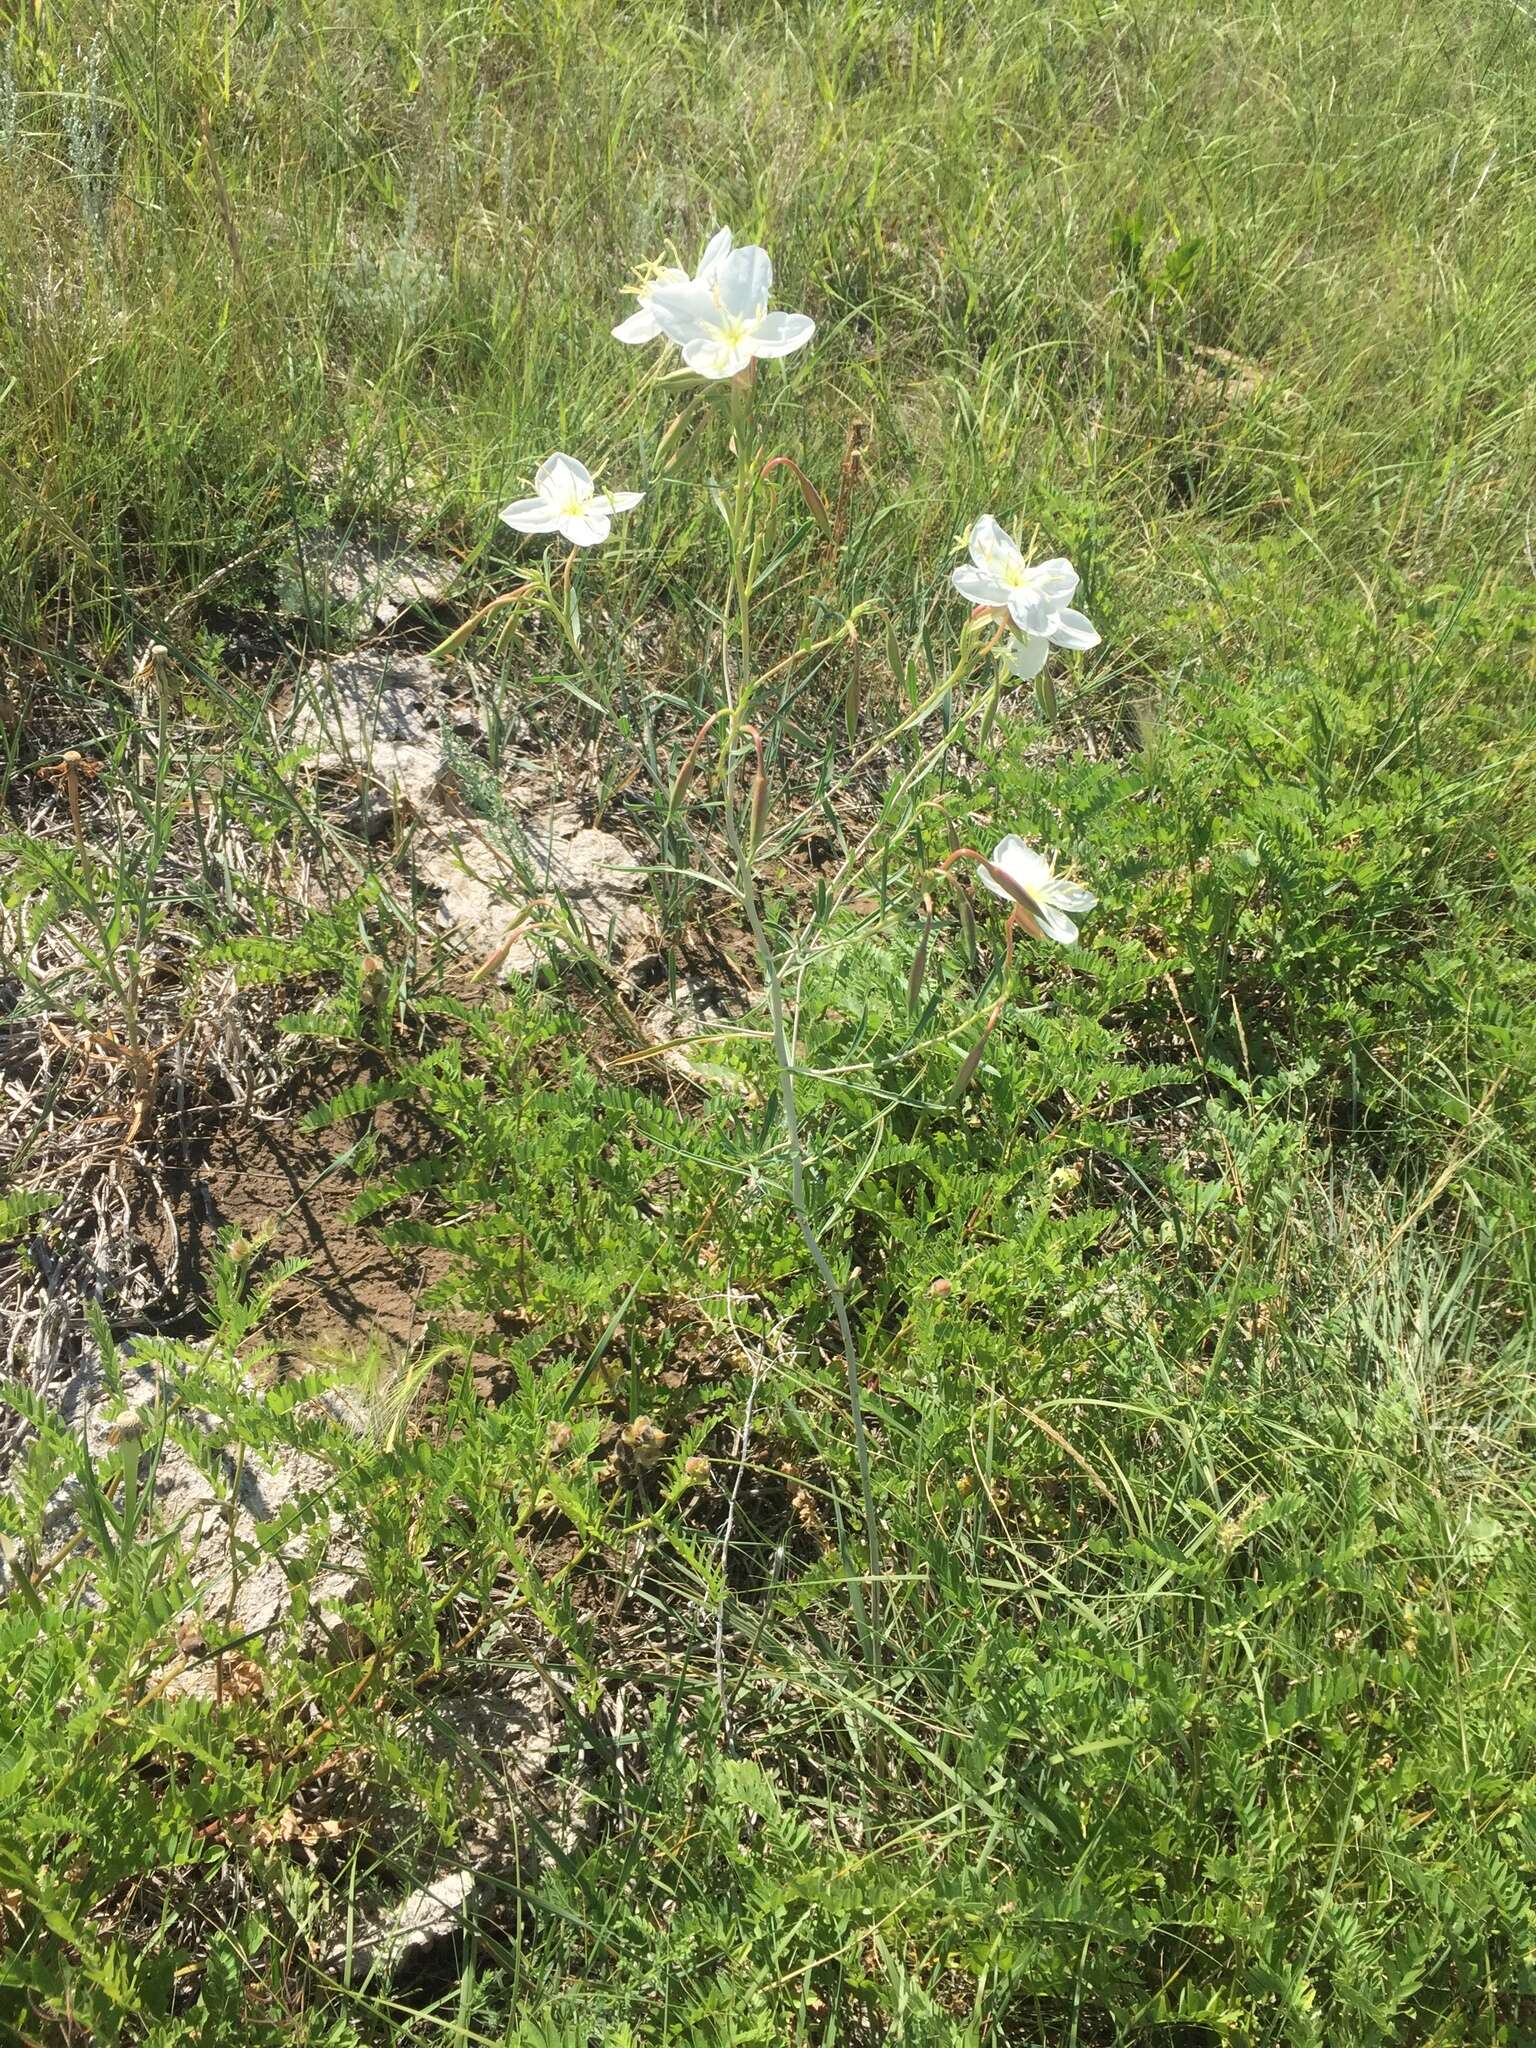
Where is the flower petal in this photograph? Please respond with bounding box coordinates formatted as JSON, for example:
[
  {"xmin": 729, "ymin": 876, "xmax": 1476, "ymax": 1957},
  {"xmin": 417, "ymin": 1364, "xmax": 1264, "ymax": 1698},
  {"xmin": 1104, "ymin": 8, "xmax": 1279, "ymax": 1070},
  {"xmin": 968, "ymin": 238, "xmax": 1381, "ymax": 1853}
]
[
  {"xmin": 613, "ymin": 307, "xmax": 662, "ymax": 344},
  {"xmin": 1047, "ymin": 880, "xmax": 1098, "ymax": 913},
  {"xmin": 681, "ymin": 332, "xmax": 751, "ymax": 380},
  {"xmin": 558, "ymin": 508, "xmax": 613, "ymax": 548},
  {"xmin": 536, "ymin": 452, "xmax": 593, "ymax": 501},
  {"xmin": 1004, "ymin": 633, "xmax": 1049, "ymax": 680},
  {"xmin": 748, "ymin": 309, "xmax": 814, "ymax": 358},
  {"xmin": 716, "ymin": 243, "xmax": 772, "ymax": 320},
  {"xmin": 1035, "ymin": 903, "xmax": 1080, "ymax": 945},
  {"xmin": 1047, "ymin": 607, "xmax": 1100, "ymax": 650},
  {"xmin": 590, "ymin": 490, "xmax": 644, "ymax": 515},
  {"xmin": 647, "ymin": 280, "xmax": 717, "ymax": 345},
  {"xmin": 1032, "ymin": 557, "xmax": 1079, "ymax": 602},
  {"xmin": 990, "ymin": 835, "xmax": 1052, "ymax": 895},
  {"xmin": 1006, "ymin": 590, "xmax": 1055, "ymax": 637},
  {"xmin": 500, "ymin": 497, "xmax": 564, "ymax": 533},
  {"xmin": 952, "ymin": 564, "xmax": 1012, "ymax": 609},
  {"xmin": 696, "ymin": 227, "xmax": 733, "ymax": 280},
  {"xmin": 968, "ymin": 514, "xmax": 1024, "ymax": 583}
]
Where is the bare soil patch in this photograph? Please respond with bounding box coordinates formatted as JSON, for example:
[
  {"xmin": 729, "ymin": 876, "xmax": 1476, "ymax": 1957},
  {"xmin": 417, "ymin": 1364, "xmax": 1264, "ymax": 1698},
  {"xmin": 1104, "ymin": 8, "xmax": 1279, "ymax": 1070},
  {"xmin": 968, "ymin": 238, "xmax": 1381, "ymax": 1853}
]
[{"xmin": 181, "ymin": 1058, "xmax": 466, "ymax": 1361}]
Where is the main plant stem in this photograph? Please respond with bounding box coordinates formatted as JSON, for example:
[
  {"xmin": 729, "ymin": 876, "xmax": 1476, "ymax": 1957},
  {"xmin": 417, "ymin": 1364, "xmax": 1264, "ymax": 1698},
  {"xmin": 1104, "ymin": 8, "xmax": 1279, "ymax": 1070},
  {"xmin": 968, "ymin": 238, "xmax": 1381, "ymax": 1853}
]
[{"xmin": 722, "ymin": 378, "xmax": 886, "ymax": 1770}]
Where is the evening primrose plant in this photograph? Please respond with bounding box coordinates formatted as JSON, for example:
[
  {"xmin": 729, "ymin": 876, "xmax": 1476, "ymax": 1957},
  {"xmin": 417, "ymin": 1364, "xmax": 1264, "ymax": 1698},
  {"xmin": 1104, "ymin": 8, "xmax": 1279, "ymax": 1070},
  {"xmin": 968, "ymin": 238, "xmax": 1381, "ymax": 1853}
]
[
  {"xmin": 428, "ymin": 231, "xmax": 1108, "ymax": 1724},
  {"xmin": 503, "ymin": 237, "xmax": 1101, "ymax": 1708}
]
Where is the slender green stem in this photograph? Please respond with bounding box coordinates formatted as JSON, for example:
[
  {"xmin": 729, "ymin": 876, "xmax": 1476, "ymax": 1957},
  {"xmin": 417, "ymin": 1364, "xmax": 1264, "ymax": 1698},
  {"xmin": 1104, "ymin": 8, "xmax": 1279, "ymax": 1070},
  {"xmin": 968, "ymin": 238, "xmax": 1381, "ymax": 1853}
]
[
  {"xmin": 727, "ymin": 379, "xmax": 754, "ymax": 721},
  {"xmin": 720, "ymin": 374, "xmax": 886, "ymax": 1782}
]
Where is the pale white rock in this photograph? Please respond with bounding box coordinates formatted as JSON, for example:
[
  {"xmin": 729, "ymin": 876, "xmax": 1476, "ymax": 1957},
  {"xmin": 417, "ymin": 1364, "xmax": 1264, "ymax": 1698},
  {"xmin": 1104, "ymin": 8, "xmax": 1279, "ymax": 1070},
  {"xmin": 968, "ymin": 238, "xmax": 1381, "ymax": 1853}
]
[
  {"xmin": 283, "ymin": 530, "xmax": 460, "ymax": 628},
  {"xmin": 21, "ymin": 1345, "xmax": 367, "ymax": 1700},
  {"xmin": 334, "ymin": 1868, "xmax": 479, "ymax": 1989},
  {"xmin": 289, "ymin": 648, "xmax": 456, "ymax": 829},
  {"xmin": 640, "ymin": 970, "xmax": 750, "ymax": 1092},
  {"xmin": 418, "ymin": 798, "xmax": 650, "ymax": 981}
]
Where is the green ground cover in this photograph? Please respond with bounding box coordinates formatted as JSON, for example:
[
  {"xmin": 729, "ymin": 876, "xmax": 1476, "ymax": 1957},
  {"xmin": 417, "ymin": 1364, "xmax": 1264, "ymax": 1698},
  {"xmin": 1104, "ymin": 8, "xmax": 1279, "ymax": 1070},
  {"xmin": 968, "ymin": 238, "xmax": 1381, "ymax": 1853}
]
[{"xmin": 1, "ymin": 2, "xmax": 1534, "ymax": 2040}]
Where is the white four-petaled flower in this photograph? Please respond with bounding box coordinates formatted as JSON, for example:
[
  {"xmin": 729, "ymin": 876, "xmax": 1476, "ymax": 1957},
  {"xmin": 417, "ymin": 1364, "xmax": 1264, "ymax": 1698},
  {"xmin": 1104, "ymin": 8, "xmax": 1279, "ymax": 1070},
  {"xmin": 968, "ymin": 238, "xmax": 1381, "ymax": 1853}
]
[
  {"xmin": 646, "ymin": 245, "xmax": 815, "ymax": 381},
  {"xmin": 499, "ymin": 454, "xmax": 643, "ymax": 549},
  {"xmin": 977, "ymin": 835, "xmax": 1098, "ymax": 946},
  {"xmin": 612, "ymin": 227, "xmax": 735, "ymax": 346},
  {"xmin": 952, "ymin": 516, "xmax": 1099, "ymax": 679}
]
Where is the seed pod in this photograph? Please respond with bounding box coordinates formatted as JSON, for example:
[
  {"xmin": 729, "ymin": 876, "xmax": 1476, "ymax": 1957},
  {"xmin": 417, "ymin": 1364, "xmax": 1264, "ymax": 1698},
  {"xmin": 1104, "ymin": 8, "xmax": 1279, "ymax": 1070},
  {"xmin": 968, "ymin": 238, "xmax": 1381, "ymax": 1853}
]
[
  {"xmin": 885, "ymin": 615, "xmax": 906, "ymax": 699},
  {"xmin": 843, "ymin": 627, "xmax": 863, "ymax": 744},
  {"xmin": 906, "ymin": 898, "xmax": 933, "ymax": 1015},
  {"xmin": 622, "ymin": 1415, "xmax": 668, "ymax": 1467},
  {"xmin": 62, "ymin": 751, "xmax": 87, "ymax": 855}
]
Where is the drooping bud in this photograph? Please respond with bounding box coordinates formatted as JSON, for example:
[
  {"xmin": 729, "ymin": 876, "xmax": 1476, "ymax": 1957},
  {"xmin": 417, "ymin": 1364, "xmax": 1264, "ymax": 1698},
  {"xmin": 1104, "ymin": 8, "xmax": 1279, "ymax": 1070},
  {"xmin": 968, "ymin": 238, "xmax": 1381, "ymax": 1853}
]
[
  {"xmin": 761, "ymin": 454, "xmax": 833, "ymax": 539},
  {"xmin": 955, "ymin": 889, "xmax": 977, "ymax": 967},
  {"xmin": 654, "ymin": 400, "xmax": 695, "ymax": 470},
  {"xmin": 669, "ymin": 710, "xmax": 725, "ymax": 813},
  {"xmin": 428, "ymin": 587, "xmax": 531, "ymax": 663},
  {"xmin": 748, "ymin": 769, "xmax": 770, "ymax": 854},
  {"xmin": 885, "ymin": 614, "xmax": 906, "ymax": 701},
  {"xmin": 977, "ymin": 670, "xmax": 1003, "ymax": 751},
  {"xmin": 951, "ymin": 1001, "xmax": 1002, "ymax": 1105}
]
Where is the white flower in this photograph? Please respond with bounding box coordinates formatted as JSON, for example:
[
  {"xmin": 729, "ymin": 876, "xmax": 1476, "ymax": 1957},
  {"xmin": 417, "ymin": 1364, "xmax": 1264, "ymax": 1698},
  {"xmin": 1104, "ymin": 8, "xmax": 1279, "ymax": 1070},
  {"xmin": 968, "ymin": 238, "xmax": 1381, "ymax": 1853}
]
[
  {"xmin": 1002, "ymin": 634, "xmax": 1050, "ymax": 681},
  {"xmin": 976, "ymin": 835, "xmax": 1098, "ymax": 946},
  {"xmin": 952, "ymin": 517, "xmax": 1099, "ymax": 653},
  {"xmin": 499, "ymin": 454, "xmax": 643, "ymax": 549},
  {"xmin": 612, "ymin": 227, "xmax": 734, "ymax": 345},
  {"xmin": 647, "ymin": 244, "xmax": 815, "ymax": 381}
]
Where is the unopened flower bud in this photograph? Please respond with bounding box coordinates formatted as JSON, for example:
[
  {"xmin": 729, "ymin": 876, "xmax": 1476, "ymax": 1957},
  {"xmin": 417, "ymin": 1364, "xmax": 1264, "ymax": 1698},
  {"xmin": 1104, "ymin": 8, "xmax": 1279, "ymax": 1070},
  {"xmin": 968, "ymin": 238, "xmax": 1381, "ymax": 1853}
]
[
  {"xmin": 748, "ymin": 770, "xmax": 769, "ymax": 853},
  {"xmin": 621, "ymin": 1415, "xmax": 668, "ymax": 1466},
  {"xmin": 951, "ymin": 1004, "xmax": 1001, "ymax": 1105}
]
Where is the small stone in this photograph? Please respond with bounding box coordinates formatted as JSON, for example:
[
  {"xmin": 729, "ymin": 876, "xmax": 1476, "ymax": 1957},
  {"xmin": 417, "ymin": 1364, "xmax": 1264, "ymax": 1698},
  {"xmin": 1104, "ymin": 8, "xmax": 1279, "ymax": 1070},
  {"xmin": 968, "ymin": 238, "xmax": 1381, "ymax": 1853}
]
[{"xmin": 336, "ymin": 1868, "xmax": 478, "ymax": 1989}]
